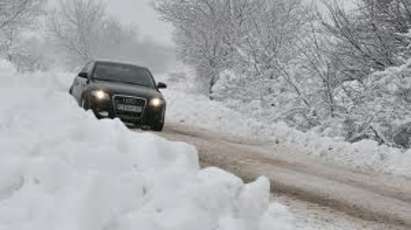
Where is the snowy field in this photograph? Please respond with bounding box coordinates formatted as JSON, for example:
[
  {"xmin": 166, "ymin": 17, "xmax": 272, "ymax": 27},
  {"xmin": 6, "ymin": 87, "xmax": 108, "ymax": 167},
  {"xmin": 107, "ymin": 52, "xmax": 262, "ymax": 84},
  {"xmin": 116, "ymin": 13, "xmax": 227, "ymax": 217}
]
[
  {"xmin": 159, "ymin": 69, "xmax": 411, "ymax": 178},
  {"xmin": 0, "ymin": 60, "xmax": 294, "ymax": 230}
]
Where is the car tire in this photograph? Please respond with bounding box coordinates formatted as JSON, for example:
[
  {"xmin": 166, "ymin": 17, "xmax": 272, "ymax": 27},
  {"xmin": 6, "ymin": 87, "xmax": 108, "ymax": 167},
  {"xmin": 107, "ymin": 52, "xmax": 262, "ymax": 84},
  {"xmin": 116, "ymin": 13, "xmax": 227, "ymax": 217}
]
[
  {"xmin": 152, "ymin": 121, "xmax": 164, "ymax": 132},
  {"xmin": 81, "ymin": 98, "xmax": 90, "ymax": 110}
]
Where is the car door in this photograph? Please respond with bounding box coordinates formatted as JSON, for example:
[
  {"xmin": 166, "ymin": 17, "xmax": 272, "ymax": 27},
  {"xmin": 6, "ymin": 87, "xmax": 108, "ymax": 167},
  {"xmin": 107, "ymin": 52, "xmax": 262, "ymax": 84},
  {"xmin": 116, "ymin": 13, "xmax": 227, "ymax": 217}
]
[{"xmin": 72, "ymin": 62, "xmax": 93, "ymax": 104}]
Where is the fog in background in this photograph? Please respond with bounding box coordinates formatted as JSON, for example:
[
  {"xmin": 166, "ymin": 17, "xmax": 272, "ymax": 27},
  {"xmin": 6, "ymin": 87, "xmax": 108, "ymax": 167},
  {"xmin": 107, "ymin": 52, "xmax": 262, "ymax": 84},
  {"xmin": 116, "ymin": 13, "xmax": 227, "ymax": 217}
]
[
  {"xmin": 103, "ymin": 0, "xmax": 176, "ymax": 73},
  {"xmin": 107, "ymin": 0, "xmax": 174, "ymax": 46},
  {"xmin": 40, "ymin": 0, "xmax": 176, "ymax": 73}
]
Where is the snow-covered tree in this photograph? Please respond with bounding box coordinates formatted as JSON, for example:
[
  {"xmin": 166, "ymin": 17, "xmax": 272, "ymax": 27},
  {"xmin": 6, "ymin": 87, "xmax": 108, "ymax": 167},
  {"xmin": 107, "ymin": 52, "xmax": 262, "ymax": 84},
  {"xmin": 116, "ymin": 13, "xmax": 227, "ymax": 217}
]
[
  {"xmin": 155, "ymin": 0, "xmax": 254, "ymax": 95},
  {"xmin": 320, "ymin": 0, "xmax": 411, "ymax": 145},
  {"xmin": 0, "ymin": 0, "xmax": 43, "ymax": 30},
  {"xmin": 48, "ymin": 0, "xmax": 107, "ymax": 67},
  {"xmin": 155, "ymin": 0, "xmax": 411, "ymax": 147},
  {"xmin": 0, "ymin": 0, "xmax": 45, "ymax": 71}
]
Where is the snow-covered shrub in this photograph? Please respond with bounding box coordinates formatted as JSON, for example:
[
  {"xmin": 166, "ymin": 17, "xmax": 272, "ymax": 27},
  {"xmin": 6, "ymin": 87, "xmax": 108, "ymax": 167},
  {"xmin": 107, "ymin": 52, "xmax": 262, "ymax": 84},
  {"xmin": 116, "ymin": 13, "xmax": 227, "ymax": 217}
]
[
  {"xmin": 394, "ymin": 122, "xmax": 411, "ymax": 149},
  {"xmin": 162, "ymin": 75, "xmax": 411, "ymax": 177},
  {"xmin": 351, "ymin": 58, "xmax": 411, "ymax": 147}
]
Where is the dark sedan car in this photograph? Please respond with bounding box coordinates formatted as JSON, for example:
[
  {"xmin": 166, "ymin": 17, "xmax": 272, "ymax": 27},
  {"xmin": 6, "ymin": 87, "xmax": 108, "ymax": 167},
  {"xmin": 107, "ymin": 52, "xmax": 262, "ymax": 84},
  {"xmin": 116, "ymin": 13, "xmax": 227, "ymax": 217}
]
[{"xmin": 69, "ymin": 61, "xmax": 167, "ymax": 131}]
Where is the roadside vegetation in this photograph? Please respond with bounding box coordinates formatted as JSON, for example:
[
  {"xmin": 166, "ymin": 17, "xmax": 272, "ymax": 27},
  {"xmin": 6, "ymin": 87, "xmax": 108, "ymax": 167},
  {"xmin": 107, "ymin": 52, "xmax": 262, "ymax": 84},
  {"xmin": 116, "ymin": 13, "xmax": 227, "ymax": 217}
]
[{"xmin": 154, "ymin": 0, "xmax": 411, "ymax": 149}]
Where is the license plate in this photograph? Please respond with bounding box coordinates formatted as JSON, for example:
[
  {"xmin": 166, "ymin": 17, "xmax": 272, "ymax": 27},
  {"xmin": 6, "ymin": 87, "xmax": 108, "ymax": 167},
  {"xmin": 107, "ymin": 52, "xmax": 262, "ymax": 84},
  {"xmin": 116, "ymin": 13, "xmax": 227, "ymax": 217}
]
[{"xmin": 117, "ymin": 104, "xmax": 143, "ymax": 113}]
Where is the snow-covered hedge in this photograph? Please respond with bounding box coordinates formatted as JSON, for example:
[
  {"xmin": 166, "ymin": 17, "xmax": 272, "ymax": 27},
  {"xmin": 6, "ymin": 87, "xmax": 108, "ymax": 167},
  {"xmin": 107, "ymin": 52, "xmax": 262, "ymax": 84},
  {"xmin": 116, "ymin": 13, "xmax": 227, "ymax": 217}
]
[
  {"xmin": 0, "ymin": 60, "xmax": 294, "ymax": 230},
  {"xmin": 159, "ymin": 70, "xmax": 411, "ymax": 178}
]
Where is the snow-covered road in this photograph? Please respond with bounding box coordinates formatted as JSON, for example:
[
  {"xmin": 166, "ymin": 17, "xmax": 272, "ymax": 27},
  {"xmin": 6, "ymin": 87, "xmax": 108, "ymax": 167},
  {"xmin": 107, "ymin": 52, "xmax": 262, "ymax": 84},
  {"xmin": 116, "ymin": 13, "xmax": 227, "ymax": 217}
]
[{"xmin": 156, "ymin": 123, "xmax": 411, "ymax": 229}]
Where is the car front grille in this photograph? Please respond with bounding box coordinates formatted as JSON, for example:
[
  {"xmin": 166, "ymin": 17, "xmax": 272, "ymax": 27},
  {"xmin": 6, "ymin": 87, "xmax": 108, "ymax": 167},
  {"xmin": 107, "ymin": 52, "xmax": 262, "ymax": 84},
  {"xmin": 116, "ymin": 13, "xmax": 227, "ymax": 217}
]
[{"xmin": 113, "ymin": 95, "xmax": 147, "ymax": 120}]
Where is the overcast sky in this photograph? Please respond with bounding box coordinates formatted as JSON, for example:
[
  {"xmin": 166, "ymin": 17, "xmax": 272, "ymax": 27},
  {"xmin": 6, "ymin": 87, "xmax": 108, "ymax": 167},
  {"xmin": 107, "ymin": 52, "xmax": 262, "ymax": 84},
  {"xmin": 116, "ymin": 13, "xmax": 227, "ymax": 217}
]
[
  {"xmin": 106, "ymin": 0, "xmax": 174, "ymax": 47},
  {"xmin": 105, "ymin": 0, "xmax": 357, "ymax": 47}
]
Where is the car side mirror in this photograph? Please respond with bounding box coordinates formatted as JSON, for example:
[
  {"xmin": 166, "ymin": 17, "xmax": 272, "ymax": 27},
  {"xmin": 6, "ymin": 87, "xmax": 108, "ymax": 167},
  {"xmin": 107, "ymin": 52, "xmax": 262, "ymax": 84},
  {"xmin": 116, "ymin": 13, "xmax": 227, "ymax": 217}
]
[
  {"xmin": 157, "ymin": 82, "xmax": 167, "ymax": 89},
  {"xmin": 78, "ymin": 72, "xmax": 88, "ymax": 78}
]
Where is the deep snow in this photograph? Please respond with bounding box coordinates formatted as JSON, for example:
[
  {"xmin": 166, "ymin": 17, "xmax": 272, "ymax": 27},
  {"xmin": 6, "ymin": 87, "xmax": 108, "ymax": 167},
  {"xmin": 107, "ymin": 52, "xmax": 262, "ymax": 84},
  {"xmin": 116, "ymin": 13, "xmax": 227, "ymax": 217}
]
[{"xmin": 0, "ymin": 60, "xmax": 295, "ymax": 230}]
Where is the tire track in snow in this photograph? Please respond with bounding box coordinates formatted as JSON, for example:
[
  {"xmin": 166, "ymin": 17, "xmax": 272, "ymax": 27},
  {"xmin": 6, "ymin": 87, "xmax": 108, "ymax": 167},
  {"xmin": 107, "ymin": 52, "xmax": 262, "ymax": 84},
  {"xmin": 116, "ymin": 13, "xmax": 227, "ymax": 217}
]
[{"xmin": 155, "ymin": 123, "xmax": 411, "ymax": 229}]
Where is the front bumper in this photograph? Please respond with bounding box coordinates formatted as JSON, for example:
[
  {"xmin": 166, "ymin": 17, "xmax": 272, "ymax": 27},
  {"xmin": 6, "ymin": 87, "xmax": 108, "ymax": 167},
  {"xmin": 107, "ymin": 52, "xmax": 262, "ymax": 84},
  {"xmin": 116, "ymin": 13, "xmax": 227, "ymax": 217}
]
[{"xmin": 87, "ymin": 96, "xmax": 165, "ymax": 127}]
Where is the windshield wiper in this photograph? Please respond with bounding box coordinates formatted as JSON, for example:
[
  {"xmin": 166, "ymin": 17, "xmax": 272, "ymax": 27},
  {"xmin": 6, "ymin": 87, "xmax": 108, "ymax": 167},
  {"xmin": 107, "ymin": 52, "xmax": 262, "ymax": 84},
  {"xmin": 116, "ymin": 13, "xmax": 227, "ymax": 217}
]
[
  {"xmin": 95, "ymin": 78, "xmax": 119, "ymax": 84},
  {"xmin": 96, "ymin": 78, "xmax": 151, "ymax": 88},
  {"xmin": 122, "ymin": 81, "xmax": 150, "ymax": 87}
]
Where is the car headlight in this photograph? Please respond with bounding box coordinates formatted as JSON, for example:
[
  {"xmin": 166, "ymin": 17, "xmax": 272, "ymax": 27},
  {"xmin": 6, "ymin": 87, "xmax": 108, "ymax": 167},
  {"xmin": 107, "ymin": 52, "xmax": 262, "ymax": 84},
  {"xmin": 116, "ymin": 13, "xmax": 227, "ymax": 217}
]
[
  {"xmin": 91, "ymin": 90, "xmax": 110, "ymax": 100},
  {"xmin": 149, "ymin": 98, "xmax": 164, "ymax": 107}
]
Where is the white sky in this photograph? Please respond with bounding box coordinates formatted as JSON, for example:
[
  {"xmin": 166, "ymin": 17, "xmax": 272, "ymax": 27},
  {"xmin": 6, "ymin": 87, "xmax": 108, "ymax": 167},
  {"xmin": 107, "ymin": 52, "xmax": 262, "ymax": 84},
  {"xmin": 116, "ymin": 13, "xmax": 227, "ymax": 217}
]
[{"xmin": 106, "ymin": 0, "xmax": 174, "ymax": 47}]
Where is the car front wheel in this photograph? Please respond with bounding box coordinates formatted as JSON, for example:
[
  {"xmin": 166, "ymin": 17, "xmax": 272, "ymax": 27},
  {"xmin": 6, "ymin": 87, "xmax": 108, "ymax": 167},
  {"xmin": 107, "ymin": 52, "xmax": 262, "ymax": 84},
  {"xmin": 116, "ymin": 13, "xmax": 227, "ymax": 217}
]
[
  {"xmin": 81, "ymin": 98, "xmax": 90, "ymax": 110},
  {"xmin": 152, "ymin": 121, "xmax": 164, "ymax": 132}
]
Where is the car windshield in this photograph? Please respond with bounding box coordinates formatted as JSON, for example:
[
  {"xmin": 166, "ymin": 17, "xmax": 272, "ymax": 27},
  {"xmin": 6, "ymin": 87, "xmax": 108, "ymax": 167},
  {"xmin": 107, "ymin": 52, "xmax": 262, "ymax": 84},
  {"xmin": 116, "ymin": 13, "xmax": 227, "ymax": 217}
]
[{"xmin": 93, "ymin": 62, "xmax": 155, "ymax": 88}]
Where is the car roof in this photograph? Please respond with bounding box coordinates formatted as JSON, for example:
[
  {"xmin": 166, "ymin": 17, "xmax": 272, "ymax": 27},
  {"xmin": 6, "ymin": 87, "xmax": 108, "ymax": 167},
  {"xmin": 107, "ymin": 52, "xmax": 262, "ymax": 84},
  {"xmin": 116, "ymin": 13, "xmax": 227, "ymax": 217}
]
[{"xmin": 93, "ymin": 60, "xmax": 149, "ymax": 70}]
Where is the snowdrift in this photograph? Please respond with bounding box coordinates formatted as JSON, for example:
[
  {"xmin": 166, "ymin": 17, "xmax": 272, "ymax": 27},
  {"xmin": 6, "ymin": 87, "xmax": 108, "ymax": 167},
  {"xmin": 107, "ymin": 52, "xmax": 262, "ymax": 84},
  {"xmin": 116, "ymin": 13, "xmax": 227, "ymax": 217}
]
[{"xmin": 0, "ymin": 60, "xmax": 294, "ymax": 230}]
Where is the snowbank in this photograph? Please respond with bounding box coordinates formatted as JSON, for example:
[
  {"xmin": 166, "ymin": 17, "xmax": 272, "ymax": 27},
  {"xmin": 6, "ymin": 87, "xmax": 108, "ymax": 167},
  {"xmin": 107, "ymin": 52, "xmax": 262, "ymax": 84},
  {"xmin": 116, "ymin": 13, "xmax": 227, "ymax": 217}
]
[
  {"xmin": 0, "ymin": 60, "xmax": 295, "ymax": 230},
  {"xmin": 164, "ymin": 90, "xmax": 268, "ymax": 137},
  {"xmin": 159, "ymin": 71, "xmax": 411, "ymax": 178}
]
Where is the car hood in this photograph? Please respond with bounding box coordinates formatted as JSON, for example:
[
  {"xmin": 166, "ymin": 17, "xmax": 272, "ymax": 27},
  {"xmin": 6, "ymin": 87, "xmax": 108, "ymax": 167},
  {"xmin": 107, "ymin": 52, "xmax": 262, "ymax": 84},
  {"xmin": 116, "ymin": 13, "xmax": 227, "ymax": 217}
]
[{"xmin": 89, "ymin": 81, "xmax": 163, "ymax": 99}]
